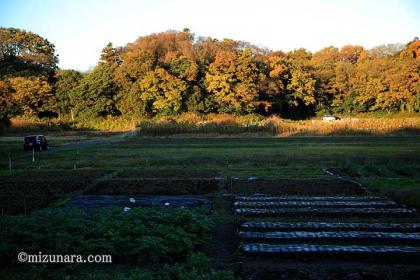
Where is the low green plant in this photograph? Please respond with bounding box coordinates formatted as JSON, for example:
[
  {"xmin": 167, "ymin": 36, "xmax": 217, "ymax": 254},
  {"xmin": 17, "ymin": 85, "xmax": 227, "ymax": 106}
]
[{"xmin": 0, "ymin": 207, "xmax": 214, "ymax": 266}]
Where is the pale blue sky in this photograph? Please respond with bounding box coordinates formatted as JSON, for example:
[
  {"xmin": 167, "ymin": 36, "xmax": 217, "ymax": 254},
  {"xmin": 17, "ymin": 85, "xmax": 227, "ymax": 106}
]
[{"xmin": 1, "ymin": 0, "xmax": 419, "ymax": 71}]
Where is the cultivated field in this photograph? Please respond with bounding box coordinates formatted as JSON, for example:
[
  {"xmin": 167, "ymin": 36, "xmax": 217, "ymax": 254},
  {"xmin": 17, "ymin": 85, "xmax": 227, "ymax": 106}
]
[{"xmin": 1, "ymin": 134, "xmax": 420, "ymax": 279}]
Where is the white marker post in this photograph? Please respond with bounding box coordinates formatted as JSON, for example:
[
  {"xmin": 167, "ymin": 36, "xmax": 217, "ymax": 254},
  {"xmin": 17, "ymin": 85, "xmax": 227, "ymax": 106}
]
[{"xmin": 32, "ymin": 148, "xmax": 35, "ymax": 162}]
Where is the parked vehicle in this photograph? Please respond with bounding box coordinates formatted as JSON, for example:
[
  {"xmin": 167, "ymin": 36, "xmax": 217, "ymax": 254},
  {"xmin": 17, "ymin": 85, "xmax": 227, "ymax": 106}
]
[
  {"xmin": 24, "ymin": 135, "xmax": 48, "ymax": 151},
  {"xmin": 322, "ymin": 115, "xmax": 340, "ymax": 121}
]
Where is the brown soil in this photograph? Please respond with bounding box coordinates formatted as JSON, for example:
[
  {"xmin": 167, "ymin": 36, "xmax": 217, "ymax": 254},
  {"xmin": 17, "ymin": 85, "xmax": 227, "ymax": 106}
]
[
  {"xmin": 0, "ymin": 170, "xmax": 109, "ymax": 182},
  {"xmin": 240, "ymin": 260, "xmax": 420, "ymax": 280},
  {"xmin": 86, "ymin": 178, "xmax": 220, "ymax": 195},
  {"xmin": 231, "ymin": 179, "xmax": 364, "ymax": 195},
  {"xmin": 116, "ymin": 169, "xmax": 220, "ymax": 179},
  {"xmin": 0, "ymin": 170, "xmax": 110, "ymax": 214}
]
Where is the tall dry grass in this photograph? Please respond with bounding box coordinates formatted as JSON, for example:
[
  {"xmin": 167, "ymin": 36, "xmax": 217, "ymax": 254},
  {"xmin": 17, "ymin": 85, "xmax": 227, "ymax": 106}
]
[
  {"xmin": 3, "ymin": 113, "xmax": 420, "ymax": 137},
  {"xmin": 267, "ymin": 116, "xmax": 420, "ymax": 136},
  {"xmin": 2, "ymin": 117, "xmax": 138, "ymax": 135},
  {"xmin": 135, "ymin": 113, "xmax": 420, "ymax": 137}
]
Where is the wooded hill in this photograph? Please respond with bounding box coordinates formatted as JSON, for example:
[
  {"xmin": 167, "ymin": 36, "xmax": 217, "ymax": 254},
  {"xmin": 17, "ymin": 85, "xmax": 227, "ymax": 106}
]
[{"xmin": 0, "ymin": 27, "xmax": 419, "ymax": 126}]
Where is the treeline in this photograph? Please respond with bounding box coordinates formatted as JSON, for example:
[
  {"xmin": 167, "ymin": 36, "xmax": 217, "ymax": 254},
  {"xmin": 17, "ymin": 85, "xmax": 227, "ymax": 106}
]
[{"xmin": 0, "ymin": 27, "xmax": 419, "ymax": 126}]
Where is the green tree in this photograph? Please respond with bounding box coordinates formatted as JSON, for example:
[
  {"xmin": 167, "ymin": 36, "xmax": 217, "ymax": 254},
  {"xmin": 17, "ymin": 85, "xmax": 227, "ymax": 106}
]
[
  {"xmin": 54, "ymin": 70, "xmax": 82, "ymax": 120},
  {"xmin": 99, "ymin": 42, "xmax": 121, "ymax": 65},
  {"xmin": 0, "ymin": 27, "xmax": 58, "ymax": 78},
  {"xmin": 115, "ymin": 50, "xmax": 155, "ymax": 116},
  {"xmin": 71, "ymin": 63, "xmax": 119, "ymax": 119},
  {"xmin": 137, "ymin": 68, "xmax": 187, "ymax": 115}
]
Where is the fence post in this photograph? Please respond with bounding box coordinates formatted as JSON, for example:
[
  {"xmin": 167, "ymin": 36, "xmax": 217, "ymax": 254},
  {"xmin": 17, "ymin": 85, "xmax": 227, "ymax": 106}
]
[
  {"xmin": 32, "ymin": 148, "xmax": 35, "ymax": 162},
  {"xmin": 9, "ymin": 156, "xmax": 12, "ymax": 173}
]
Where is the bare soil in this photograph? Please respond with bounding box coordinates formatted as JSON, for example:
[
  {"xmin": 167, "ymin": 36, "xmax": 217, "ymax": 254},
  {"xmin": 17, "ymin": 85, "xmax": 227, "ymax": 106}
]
[
  {"xmin": 86, "ymin": 178, "xmax": 220, "ymax": 195},
  {"xmin": 239, "ymin": 260, "xmax": 420, "ymax": 280},
  {"xmin": 231, "ymin": 179, "xmax": 364, "ymax": 195},
  {"xmin": 0, "ymin": 170, "xmax": 110, "ymax": 214},
  {"xmin": 116, "ymin": 169, "xmax": 220, "ymax": 178}
]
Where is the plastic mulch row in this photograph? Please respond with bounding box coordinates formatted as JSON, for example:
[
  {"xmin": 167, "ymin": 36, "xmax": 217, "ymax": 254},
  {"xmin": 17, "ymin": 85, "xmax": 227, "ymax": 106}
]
[
  {"xmin": 234, "ymin": 200, "xmax": 398, "ymax": 208},
  {"xmin": 241, "ymin": 221, "xmax": 420, "ymax": 232},
  {"xmin": 235, "ymin": 207, "xmax": 415, "ymax": 217},
  {"xmin": 241, "ymin": 243, "xmax": 420, "ymax": 254},
  {"xmin": 235, "ymin": 196, "xmax": 383, "ymax": 202},
  {"xmin": 238, "ymin": 231, "xmax": 420, "ymax": 241}
]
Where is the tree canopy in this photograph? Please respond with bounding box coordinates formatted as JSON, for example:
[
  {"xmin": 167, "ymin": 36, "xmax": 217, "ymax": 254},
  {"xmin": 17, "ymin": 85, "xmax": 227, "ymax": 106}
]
[{"xmin": 1, "ymin": 28, "xmax": 419, "ymax": 126}]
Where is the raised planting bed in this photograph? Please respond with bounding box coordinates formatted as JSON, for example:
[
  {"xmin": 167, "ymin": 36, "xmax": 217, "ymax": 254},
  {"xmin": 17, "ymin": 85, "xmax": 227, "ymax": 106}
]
[
  {"xmin": 86, "ymin": 178, "xmax": 219, "ymax": 195},
  {"xmin": 231, "ymin": 179, "xmax": 364, "ymax": 195},
  {"xmin": 238, "ymin": 231, "xmax": 420, "ymax": 244},
  {"xmin": 0, "ymin": 170, "xmax": 109, "ymax": 183},
  {"xmin": 116, "ymin": 169, "xmax": 221, "ymax": 179},
  {"xmin": 234, "ymin": 200, "xmax": 398, "ymax": 208},
  {"xmin": 0, "ymin": 170, "xmax": 111, "ymax": 214},
  {"xmin": 241, "ymin": 243, "xmax": 420, "ymax": 255},
  {"xmin": 235, "ymin": 207, "xmax": 415, "ymax": 217},
  {"xmin": 241, "ymin": 221, "xmax": 420, "ymax": 232},
  {"xmin": 64, "ymin": 195, "xmax": 212, "ymax": 210},
  {"xmin": 235, "ymin": 196, "xmax": 382, "ymax": 201}
]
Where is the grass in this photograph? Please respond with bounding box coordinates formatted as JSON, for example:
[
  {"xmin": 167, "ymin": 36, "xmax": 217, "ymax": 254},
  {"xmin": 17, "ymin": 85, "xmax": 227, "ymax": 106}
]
[
  {"xmin": 1, "ymin": 136, "xmax": 418, "ymax": 177},
  {"xmin": 1, "ymin": 136, "xmax": 419, "ymax": 203}
]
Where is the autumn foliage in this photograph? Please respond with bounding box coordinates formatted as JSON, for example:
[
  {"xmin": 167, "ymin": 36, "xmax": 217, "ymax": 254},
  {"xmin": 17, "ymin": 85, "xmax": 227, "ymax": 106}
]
[{"xmin": 0, "ymin": 27, "xmax": 419, "ymax": 126}]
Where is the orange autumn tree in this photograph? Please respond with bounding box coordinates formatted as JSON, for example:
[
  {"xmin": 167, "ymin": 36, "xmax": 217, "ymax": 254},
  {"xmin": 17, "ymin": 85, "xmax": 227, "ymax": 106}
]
[
  {"xmin": 1, "ymin": 28, "xmax": 419, "ymax": 125},
  {"xmin": 0, "ymin": 27, "xmax": 58, "ymax": 124},
  {"xmin": 205, "ymin": 48, "xmax": 259, "ymax": 113}
]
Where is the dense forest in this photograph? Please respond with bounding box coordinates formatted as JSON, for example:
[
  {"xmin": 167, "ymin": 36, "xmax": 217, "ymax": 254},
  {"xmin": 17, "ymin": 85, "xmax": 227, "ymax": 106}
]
[{"xmin": 0, "ymin": 27, "xmax": 419, "ymax": 126}]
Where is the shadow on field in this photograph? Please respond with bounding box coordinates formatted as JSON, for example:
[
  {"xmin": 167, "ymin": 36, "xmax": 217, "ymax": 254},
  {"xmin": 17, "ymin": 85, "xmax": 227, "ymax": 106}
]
[{"xmin": 231, "ymin": 179, "xmax": 364, "ymax": 195}]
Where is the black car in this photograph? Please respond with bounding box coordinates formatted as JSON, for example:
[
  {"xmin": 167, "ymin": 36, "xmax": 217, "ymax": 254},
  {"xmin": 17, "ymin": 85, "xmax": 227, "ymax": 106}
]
[{"xmin": 24, "ymin": 135, "xmax": 49, "ymax": 151}]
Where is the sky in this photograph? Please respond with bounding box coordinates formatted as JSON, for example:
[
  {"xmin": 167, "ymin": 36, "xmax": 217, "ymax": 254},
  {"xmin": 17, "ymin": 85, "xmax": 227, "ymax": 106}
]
[{"xmin": 1, "ymin": 0, "xmax": 419, "ymax": 71}]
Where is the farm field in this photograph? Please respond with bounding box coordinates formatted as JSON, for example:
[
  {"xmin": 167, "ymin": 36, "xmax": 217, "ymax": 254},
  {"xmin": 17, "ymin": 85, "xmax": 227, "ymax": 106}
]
[
  {"xmin": 1, "ymin": 136, "xmax": 419, "ymax": 204},
  {"xmin": 2, "ymin": 0, "xmax": 420, "ymax": 278},
  {"xmin": 1, "ymin": 135, "xmax": 420, "ymax": 279}
]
